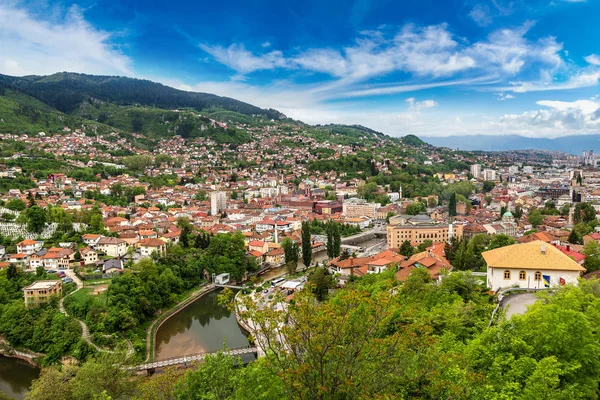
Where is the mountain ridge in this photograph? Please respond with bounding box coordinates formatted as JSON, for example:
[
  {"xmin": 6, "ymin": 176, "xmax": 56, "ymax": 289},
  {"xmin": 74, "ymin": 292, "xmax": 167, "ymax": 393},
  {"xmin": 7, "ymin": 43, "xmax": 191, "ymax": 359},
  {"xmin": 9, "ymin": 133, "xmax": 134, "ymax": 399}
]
[{"xmin": 421, "ymin": 134, "xmax": 600, "ymax": 154}]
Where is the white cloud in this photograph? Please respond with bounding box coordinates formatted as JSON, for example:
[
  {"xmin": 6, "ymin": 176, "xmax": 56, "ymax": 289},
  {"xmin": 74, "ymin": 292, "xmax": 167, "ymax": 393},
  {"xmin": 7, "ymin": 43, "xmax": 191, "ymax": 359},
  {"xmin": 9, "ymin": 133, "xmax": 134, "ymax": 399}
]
[
  {"xmin": 498, "ymin": 70, "xmax": 600, "ymax": 92},
  {"xmin": 469, "ymin": 4, "xmax": 493, "ymax": 26},
  {"xmin": 585, "ymin": 54, "xmax": 600, "ymax": 65},
  {"xmin": 406, "ymin": 97, "xmax": 438, "ymax": 111},
  {"xmin": 198, "ymin": 43, "xmax": 287, "ymax": 75},
  {"xmin": 261, "ymin": 41, "xmax": 271, "ymax": 48},
  {"xmin": 0, "ymin": 4, "xmax": 131, "ymax": 76},
  {"xmin": 497, "ymin": 92, "xmax": 515, "ymax": 100}
]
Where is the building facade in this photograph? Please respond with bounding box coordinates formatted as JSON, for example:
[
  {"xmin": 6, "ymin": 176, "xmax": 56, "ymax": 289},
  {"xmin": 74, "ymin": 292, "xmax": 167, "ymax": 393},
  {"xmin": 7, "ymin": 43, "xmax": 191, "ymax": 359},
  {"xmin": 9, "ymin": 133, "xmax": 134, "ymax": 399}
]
[
  {"xmin": 23, "ymin": 280, "xmax": 62, "ymax": 306},
  {"xmin": 210, "ymin": 191, "xmax": 227, "ymax": 216},
  {"xmin": 386, "ymin": 214, "xmax": 462, "ymax": 248},
  {"xmin": 483, "ymin": 240, "xmax": 586, "ymax": 291}
]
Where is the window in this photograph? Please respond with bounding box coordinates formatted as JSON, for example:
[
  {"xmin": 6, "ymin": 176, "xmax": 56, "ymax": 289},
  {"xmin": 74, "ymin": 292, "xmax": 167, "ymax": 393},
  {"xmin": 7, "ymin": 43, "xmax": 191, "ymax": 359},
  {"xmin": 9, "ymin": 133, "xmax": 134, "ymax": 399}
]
[
  {"xmin": 503, "ymin": 270, "xmax": 511, "ymax": 280},
  {"xmin": 534, "ymin": 271, "xmax": 542, "ymax": 281},
  {"xmin": 519, "ymin": 271, "xmax": 526, "ymax": 280}
]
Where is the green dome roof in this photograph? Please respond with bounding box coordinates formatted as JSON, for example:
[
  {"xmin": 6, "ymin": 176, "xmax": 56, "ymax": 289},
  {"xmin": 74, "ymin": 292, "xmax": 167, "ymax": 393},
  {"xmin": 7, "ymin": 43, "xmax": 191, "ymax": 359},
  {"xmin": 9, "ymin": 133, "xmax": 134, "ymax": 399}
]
[{"xmin": 503, "ymin": 211, "xmax": 513, "ymax": 217}]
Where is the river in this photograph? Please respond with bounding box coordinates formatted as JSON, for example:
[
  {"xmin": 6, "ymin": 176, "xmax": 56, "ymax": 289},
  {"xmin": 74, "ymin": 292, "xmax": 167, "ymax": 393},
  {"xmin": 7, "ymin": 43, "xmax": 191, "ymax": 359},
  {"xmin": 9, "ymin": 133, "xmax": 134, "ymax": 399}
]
[
  {"xmin": 155, "ymin": 289, "xmax": 254, "ymax": 362},
  {"xmin": 0, "ymin": 356, "xmax": 40, "ymax": 400}
]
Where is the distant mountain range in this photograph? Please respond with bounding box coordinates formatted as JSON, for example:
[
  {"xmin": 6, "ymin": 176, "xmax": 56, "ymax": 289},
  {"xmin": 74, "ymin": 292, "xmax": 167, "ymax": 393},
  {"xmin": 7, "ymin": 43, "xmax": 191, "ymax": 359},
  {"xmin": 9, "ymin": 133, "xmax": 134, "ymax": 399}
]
[{"xmin": 421, "ymin": 135, "xmax": 600, "ymax": 154}]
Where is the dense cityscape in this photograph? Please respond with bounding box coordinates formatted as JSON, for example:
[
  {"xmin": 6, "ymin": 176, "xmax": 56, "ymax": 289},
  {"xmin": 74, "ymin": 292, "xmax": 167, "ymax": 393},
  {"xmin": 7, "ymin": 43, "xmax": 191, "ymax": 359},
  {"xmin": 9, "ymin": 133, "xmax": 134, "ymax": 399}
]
[{"xmin": 3, "ymin": 0, "xmax": 600, "ymax": 398}]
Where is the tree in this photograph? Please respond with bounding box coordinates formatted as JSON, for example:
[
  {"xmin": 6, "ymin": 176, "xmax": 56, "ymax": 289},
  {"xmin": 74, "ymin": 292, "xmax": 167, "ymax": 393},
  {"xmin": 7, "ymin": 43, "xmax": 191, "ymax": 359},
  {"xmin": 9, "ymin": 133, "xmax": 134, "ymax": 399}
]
[
  {"xmin": 574, "ymin": 202, "xmax": 597, "ymax": 224},
  {"xmin": 484, "ymin": 195, "xmax": 492, "ymax": 206},
  {"xmin": 26, "ymin": 206, "xmax": 47, "ymax": 234},
  {"xmin": 417, "ymin": 239, "xmax": 433, "ymax": 252},
  {"xmin": 6, "ymin": 199, "xmax": 26, "ymax": 211},
  {"xmin": 399, "ymin": 240, "xmax": 414, "ymax": 257},
  {"xmin": 405, "ymin": 201, "xmax": 426, "ymax": 216},
  {"xmin": 301, "ymin": 221, "xmax": 312, "ymax": 268},
  {"xmin": 89, "ymin": 205, "xmax": 104, "ymax": 232},
  {"xmin": 568, "ymin": 229, "xmax": 582, "ymax": 245},
  {"xmin": 513, "ymin": 205, "xmax": 523, "ymax": 220},
  {"xmin": 307, "ymin": 267, "xmax": 335, "ymax": 301},
  {"xmin": 236, "ymin": 286, "xmax": 414, "ymax": 399},
  {"xmin": 583, "ymin": 240, "xmax": 600, "ymax": 273},
  {"xmin": 427, "ymin": 196, "xmax": 437, "ymax": 208},
  {"xmin": 6, "ymin": 264, "xmax": 17, "ymax": 280},
  {"xmin": 528, "ymin": 209, "xmax": 543, "ymax": 227},
  {"xmin": 482, "ymin": 180, "xmax": 495, "ymax": 192},
  {"xmin": 282, "ymin": 238, "xmax": 299, "ymax": 274},
  {"xmin": 487, "ymin": 234, "xmax": 515, "ymax": 250},
  {"xmin": 448, "ymin": 192, "xmax": 457, "ymax": 217}
]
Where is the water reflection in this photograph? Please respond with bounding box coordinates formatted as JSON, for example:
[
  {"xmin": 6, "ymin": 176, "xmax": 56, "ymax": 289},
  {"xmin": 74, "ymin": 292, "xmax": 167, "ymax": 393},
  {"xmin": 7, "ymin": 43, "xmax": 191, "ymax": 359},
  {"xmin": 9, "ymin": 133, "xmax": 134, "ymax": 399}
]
[
  {"xmin": 155, "ymin": 290, "xmax": 252, "ymax": 361},
  {"xmin": 0, "ymin": 356, "xmax": 40, "ymax": 400}
]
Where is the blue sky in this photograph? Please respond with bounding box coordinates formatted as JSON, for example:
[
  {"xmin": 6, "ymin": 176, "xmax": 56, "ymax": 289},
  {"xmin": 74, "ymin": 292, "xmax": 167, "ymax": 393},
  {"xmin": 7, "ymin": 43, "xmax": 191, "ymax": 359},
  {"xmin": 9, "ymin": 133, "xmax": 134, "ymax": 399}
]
[{"xmin": 2, "ymin": 0, "xmax": 600, "ymax": 138}]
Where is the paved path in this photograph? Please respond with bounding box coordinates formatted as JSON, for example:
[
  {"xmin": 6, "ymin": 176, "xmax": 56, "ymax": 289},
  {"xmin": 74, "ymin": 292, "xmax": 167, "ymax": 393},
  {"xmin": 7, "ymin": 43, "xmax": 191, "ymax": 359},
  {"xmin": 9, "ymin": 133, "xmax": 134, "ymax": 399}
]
[
  {"xmin": 60, "ymin": 269, "xmax": 133, "ymax": 356},
  {"xmin": 502, "ymin": 292, "xmax": 539, "ymax": 320}
]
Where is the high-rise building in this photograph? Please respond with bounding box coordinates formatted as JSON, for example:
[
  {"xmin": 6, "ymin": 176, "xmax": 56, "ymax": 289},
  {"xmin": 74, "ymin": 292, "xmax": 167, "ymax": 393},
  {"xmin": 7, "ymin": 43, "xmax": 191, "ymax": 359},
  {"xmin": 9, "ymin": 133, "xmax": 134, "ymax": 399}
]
[
  {"xmin": 470, "ymin": 164, "xmax": 481, "ymax": 178},
  {"xmin": 210, "ymin": 191, "xmax": 227, "ymax": 216},
  {"xmin": 482, "ymin": 169, "xmax": 496, "ymax": 181}
]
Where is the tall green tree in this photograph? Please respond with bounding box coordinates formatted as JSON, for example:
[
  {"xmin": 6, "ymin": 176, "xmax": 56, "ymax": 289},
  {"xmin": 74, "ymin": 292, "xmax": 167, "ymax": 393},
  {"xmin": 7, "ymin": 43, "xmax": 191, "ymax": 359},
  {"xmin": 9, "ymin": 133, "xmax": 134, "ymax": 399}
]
[
  {"xmin": 448, "ymin": 192, "xmax": 457, "ymax": 217},
  {"xmin": 301, "ymin": 221, "xmax": 312, "ymax": 267},
  {"xmin": 26, "ymin": 206, "xmax": 47, "ymax": 234},
  {"xmin": 399, "ymin": 240, "xmax": 414, "ymax": 257},
  {"xmin": 574, "ymin": 202, "xmax": 597, "ymax": 224}
]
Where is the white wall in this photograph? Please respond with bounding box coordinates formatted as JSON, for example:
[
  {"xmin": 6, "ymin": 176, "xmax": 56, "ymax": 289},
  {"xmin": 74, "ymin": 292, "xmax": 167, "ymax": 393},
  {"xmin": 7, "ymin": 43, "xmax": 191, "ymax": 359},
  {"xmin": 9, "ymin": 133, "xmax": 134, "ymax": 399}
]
[{"xmin": 487, "ymin": 266, "xmax": 581, "ymax": 291}]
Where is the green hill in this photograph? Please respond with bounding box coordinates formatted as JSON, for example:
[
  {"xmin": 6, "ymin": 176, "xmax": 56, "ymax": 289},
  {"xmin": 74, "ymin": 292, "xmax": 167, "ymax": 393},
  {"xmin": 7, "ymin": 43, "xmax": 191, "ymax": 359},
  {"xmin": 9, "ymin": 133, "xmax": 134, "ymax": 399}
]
[
  {"xmin": 0, "ymin": 87, "xmax": 113, "ymax": 136},
  {"xmin": 0, "ymin": 72, "xmax": 285, "ymax": 119}
]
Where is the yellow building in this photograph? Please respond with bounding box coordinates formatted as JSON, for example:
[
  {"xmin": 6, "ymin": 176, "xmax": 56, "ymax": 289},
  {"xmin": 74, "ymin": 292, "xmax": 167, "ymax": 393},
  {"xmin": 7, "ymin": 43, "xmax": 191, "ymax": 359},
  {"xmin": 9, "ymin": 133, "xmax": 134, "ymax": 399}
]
[
  {"xmin": 387, "ymin": 214, "xmax": 462, "ymax": 248},
  {"xmin": 23, "ymin": 280, "xmax": 62, "ymax": 306}
]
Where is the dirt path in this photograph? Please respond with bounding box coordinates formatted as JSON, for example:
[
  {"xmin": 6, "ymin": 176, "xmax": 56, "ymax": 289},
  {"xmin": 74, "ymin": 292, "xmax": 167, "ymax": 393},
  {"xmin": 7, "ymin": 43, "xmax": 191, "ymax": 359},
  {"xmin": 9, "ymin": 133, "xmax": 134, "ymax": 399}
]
[{"xmin": 60, "ymin": 269, "xmax": 134, "ymax": 356}]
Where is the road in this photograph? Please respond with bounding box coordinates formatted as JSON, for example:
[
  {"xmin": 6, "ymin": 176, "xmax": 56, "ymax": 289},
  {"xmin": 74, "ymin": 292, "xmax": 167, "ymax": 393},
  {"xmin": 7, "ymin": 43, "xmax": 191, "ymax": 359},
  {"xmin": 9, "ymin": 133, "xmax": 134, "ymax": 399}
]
[{"xmin": 501, "ymin": 292, "xmax": 539, "ymax": 320}]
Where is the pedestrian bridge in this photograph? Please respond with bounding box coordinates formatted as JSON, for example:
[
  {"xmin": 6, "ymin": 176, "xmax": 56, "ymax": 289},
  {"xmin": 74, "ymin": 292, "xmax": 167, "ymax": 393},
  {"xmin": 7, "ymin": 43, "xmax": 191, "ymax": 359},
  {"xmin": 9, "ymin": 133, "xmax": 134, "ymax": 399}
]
[{"xmin": 133, "ymin": 346, "xmax": 258, "ymax": 371}]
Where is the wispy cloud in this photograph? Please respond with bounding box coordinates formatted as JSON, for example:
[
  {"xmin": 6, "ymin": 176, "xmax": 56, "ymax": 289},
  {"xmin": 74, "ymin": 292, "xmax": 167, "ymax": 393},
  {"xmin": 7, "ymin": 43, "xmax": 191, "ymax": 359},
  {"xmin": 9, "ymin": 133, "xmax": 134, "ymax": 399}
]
[{"xmin": 0, "ymin": 4, "xmax": 131, "ymax": 76}]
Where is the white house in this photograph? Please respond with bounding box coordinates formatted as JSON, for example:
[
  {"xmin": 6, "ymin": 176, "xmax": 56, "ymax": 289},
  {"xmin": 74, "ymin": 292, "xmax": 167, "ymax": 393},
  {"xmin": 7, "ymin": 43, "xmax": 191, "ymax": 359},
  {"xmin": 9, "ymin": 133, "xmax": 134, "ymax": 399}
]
[
  {"xmin": 16, "ymin": 239, "xmax": 43, "ymax": 255},
  {"xmin": 96, "ymin": 237, "xmax": 128, "ymax": 258},
  {"xmin": 483, "ymin": 240, "xmax": 586, "ymax": 292}
]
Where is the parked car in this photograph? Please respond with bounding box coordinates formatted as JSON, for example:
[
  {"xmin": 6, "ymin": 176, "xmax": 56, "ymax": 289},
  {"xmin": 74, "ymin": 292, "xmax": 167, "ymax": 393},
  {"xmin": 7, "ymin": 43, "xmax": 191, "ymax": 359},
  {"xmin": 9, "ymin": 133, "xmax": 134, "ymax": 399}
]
[
  {"xmin": 57, "ymin": 272, "xmax": 66, "ymax": 278},
  {"xmin": 47, "ymin": 270, "xmax": 57, "ymax": 274},
  {"xmin": 58, "ymin": 266, "xmax": 65, "ymax": 271},
  {"xmin": 62, "ymin": 277, "xmax": 73, "ymax": 283}
]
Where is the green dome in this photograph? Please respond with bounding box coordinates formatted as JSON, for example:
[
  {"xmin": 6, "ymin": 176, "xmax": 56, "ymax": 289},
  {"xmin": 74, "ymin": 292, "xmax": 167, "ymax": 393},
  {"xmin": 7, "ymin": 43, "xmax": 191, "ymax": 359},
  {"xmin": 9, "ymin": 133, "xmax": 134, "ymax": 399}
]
[{"xmin": 503, "ymin": 211, "xmax": 513, "ymax": 217}]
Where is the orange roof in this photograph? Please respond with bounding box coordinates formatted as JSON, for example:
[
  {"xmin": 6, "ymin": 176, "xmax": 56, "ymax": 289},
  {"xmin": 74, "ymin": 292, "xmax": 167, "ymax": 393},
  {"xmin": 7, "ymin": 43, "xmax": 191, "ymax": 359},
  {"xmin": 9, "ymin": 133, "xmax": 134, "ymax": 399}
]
[
  {"xmin": 138, "ymin": 238, "xmax": 165, "ymax": 247},
  {"xmin": 17, "ymin": 239, "xmax": 38, "ymax": 246}
]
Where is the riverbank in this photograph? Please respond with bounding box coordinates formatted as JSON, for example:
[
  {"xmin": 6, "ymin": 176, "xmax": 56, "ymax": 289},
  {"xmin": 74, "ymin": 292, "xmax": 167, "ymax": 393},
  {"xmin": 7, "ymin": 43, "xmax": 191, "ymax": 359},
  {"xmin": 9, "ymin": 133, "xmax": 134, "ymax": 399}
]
[
  {"xmin": 0, "ymin": 337, "xmax": 43, "ymax": 368},
  {"xmin": 146, "ymin": 284, "xmax": 216, "ymax": 363}
]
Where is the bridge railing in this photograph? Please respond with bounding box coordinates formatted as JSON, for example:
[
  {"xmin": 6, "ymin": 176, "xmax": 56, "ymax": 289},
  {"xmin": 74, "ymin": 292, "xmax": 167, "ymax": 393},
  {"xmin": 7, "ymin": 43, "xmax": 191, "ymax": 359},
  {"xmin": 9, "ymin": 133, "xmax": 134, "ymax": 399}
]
[{"xmin": 133, "ymin": 346, "xmax": 258, "ymax": 370}]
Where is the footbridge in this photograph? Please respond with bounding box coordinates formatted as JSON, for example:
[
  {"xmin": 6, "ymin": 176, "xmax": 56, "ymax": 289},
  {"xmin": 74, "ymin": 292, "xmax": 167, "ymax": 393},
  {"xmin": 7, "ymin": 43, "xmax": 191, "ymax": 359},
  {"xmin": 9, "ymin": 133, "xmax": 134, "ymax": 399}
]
[{"xmin": 133, "ymin": 346, "xmax": 257, "ymax": 372}]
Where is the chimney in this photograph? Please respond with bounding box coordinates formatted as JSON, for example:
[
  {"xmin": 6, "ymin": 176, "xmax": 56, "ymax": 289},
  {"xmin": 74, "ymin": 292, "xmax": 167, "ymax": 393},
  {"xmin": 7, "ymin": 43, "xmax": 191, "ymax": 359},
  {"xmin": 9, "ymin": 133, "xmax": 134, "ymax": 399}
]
[
  {"xmin": 566, "ymin": 245, "xmax": 570, "ymax": 252},
  {"xmin": 541, "ymin": 245, "xmax": 546, "ymax": 255}
]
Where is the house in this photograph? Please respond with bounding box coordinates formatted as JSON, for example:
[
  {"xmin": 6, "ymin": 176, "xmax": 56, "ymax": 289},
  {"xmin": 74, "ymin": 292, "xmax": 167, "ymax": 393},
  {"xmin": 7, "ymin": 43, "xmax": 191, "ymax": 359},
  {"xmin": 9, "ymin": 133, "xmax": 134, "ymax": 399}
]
[
  {"xmin": 396, "ymin": 245, "xmax": 451, "ymax": 281},
  {"xmin": 16, "ymin": 239, "xmax": 43, "ymax": 255},
  {"xmin": 96, "ymin": 237, "xmax": 128, "ymax": 258},
  {"xmin": 28, "ymin": 250, "xmax": 48, "ymax": 269},
  {"xmin": 23, "ymin": 280, "xmax": 62, "ymax": 306},
  {"xmin": 583, "ymin": 233, "xmax": 600, "ymax": 245},
  {"xmin": 248, "ymin": 240, "xmax": 268, "ymax": 255},
  {"xmin": 8, "ymin": 253, "xmax": 28, "ymax": 266},
  {"xmin": 42, "ymin": 247, "xmax": 75, "ymax": 269},
  {"xmin": 0, "ymin": 245, "xmax": 5, "ymax": 258},
  {"xmin": 138, "ymin": 238, "xmax": 167, "ymax": 257},
  {"xmin": 482, "ymin": 240, "xmax": 586, "ymax": 291},
  {"xmin": 82, "ymin": 234, "xmax": 102, "ymax": 247},
  {"xmin": 80, "ymin": 247, "xmax": 98, "ymax": 265},
  {"xmin": 103, "ymin": 259, "xmax": 124, "ymax": 275},
  {"xmin": 264, "ymin": 247, "xmax": 285, "ymax": 265}
]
